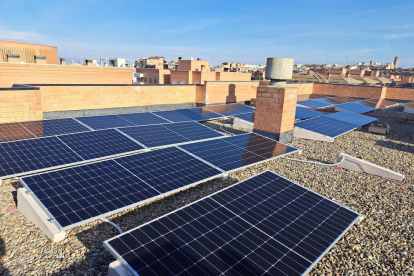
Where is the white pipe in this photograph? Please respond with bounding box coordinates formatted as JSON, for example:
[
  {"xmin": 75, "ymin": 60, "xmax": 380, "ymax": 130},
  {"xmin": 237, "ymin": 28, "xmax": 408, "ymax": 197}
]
[{"xmin": 100, "ymin": 218, "xmax": 123, "ymax": 234}]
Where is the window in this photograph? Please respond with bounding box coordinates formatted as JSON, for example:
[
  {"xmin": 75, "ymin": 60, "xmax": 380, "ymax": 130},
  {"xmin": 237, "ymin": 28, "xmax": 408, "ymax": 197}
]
[
  {"xmin": 149, "ymin": 78, "xmax": 152, "ymax": 83},
  {"xmin": 144, "ymin": 78, "xmax": 147, "ymax": 82},
  {"xmin": 181, "ymin": 80, "xmax": 186, "ymax": 84},
  {"xmin": 194, "ymin": 81, "xmax": 199, "ymax": 84},
  {"xmin": 154, "ymin": 78, "xmax": 157, "ymax": 84},
  {"xmin": 173, "ymin": 79, "xmax": 177, "ymax": 84}
]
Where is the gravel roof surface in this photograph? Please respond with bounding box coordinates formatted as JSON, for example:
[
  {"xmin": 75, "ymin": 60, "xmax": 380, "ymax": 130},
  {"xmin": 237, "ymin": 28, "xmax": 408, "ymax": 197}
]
[{"xmin": 0, "ymin": 106, "xmax": 413, "ymax": 276}]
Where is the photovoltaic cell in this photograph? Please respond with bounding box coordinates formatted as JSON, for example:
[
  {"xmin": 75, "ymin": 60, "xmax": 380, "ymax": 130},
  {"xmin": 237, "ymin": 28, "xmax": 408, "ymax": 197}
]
[
  {"xmin": 359, "ymin": 99, "xmax": 397, "ymax": 109},
  {"xmin": 314, "ymin": 97, "xmax": 347, "ymax": 105},
  {"xmin": 153, "ymin": 108, "xmax": 222, "ymax": 122},
  {"xmin": 21, "ymin": 159, "xmax": 160, "ymax": 229},
  {"xmin": 0, "ymin": 122, "xmax": 36, "ymax": 142},
  {"xmin": 20, "ymin": 147, "xmax": 223, "ymax": 229},
  {"xmin": 297, "ymin": 99, "xmax": 331, "ymax": 109},
  {"xmin": 233, "ymin": 112, "xmax": 255, "ymax": 123},
  {"xmin": 117, "ymin": 112, "xmax": 170, "ymax": 126},
  {"xmin": 295, "ymin": 107, "xmax": 322, "ymax": 121},
  {"xmin": 324, "ymin": 111, "xmax": 377, "ymax": 127},
  {"xmin": 0, "ymin": 137, "xmax": 83, "ymax": 178},
  {"xmin": 57, "ymin": 129, "xmax": 144, "ymax": 160},
  {"xmin": 115, "ymin": 147, "xmax": 223, "ymax": 193},
  {"xmin": 105, "ymin": 171, "xmax": 360, "ymax": 276},
  {"xmin": 21, "ymin": 118, "xmax": 91, "ymax": 137},
  {"xmin": 119, "ymin": 122, "xmax": 223, "ymax": 148},
  {"xmin": 75, "ymin": 115, "xmax": 135, "ymax": 130},
  {"xmin": 334, "ymin": 102, "xmax": 376, "ymax": 113},
  {"xmin": 294, "ymin": 116, "xmax": 356, "ymax": 138},
  {"xmin": 180, "ymin": 133, "xmax": 298, "ymax": 172},
  {"xmin": 204, "ymin": 103, "xmax": 255, "ymax": 116}
]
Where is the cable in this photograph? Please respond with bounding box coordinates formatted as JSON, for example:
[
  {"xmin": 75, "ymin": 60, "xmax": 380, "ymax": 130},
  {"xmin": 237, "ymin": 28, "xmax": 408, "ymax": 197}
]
[
  {"xmin": 220, "ymin": 124, "xmax": 236, "ymax": 136},
  {"xmin": 281, "ymin": 156, "xmax": 345, "ymax": 167},
  {"xmin": 100, "ymin": 218, "xmax": 123, "ymax": 234}
]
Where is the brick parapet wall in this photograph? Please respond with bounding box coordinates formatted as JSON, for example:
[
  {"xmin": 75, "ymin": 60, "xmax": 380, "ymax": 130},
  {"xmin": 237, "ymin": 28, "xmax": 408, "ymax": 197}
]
[
  {"xmin": 204, "ymin": 81, "xmax": 261, "ymax": 105},
  {"xmin": 313, "ymin": 83, "xmax": 386, "ymax": 98},
  {"xmin": 0, "ymin": 89, "xmax": 42, "ymax": 123},
  {"xmin": 195, "ymin": 85, "xmax": 205, "ymax": 105},
  {"xmin": 0, "ymin": 63, "xmax": 133, "ymax": 87},
  {"xmin": 385, "ymin": 87, "xmax": 414, "ymax": 101}
]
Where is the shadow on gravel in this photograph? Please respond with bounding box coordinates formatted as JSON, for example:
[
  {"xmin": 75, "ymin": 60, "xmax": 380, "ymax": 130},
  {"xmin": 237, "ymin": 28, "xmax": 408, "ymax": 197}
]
[
  {"xmin": 0, "ymin": 236, "xmax": 9, "ymax": 275},
  {"xmin": 49, "ymin": 176, "xmax": 238, "ymax": 275},
  {"xmin": 375, "ymin": 140, "xmax": 414, "ymax": 153}
]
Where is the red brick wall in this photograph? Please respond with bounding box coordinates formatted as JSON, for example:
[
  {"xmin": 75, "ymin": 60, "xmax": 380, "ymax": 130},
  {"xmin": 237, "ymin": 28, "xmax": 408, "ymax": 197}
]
[
  {"xmin": 196, "ymin": 85, "xmax": 205, "ymax": 104},
  {"xmin": 385, "ymin": 87, "xmax": 414, "ymax": 101},
  {"xmin": 0, "ymin": 89, "xmax": 43, "ymax": 123},
  {"xmin": 204, "ymin": 81, "xmax": 261, "ymax": 105},
  {"xmin": 313, "ymin": 83, "xmax": 386, "ymax": 98},
  {"xmin": 0, "ymin": 63, "xmax": 133, "ymax": 87}
]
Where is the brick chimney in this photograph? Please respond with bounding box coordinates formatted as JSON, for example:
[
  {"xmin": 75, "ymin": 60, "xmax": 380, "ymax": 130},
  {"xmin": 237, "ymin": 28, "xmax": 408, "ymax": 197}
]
[
  {"xmin": 60, "ymin": 58, "xmax": 66, "ymax": 65},
  {"xmin": 253, "ymin": 58, "xmax": 297, "ymax": 143}
]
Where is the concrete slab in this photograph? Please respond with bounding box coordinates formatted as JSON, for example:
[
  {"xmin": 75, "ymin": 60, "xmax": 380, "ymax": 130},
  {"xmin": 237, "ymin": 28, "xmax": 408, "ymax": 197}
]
[
  {"xmin": 232, "ymin": 117, "xmax": 253, "ymax": 130},
  {"xmin": 293, "ymin": 126, "xmax": 335, "ymax": 142},
  {"xmin": 107, "ymin": 260, "xmax": 131, "ymax": 276},
  {"xmin": 17, "ymin": 188, "xmax": 66, "ymax": 242},
  {"xmin": 403, "ymin": 106, "xmax": 414, "ymax": 114},
  {"xmin": 337, "ymin": 153, "xmax": 404, "ymax": 181}
]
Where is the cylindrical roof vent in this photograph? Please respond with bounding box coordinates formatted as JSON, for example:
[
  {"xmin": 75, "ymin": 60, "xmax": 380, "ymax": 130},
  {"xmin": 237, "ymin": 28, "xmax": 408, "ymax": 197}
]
[
  {"xmin": 197, "ymin": 58, "xmax": 201, "ymax": 61},
  {"xmin": 265, "ymin": 58, "xmax": 294, "ymax": 84},
  {"xmin": 178, "ymin": 57, "xmax": 182, "ymax": 60}
]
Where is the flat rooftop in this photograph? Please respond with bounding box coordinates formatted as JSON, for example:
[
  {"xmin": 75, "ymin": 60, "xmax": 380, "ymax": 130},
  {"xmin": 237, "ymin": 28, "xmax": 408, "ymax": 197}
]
[{"xmin": 0, "ymin": 105, "xmax": 413, "ymax": 275}]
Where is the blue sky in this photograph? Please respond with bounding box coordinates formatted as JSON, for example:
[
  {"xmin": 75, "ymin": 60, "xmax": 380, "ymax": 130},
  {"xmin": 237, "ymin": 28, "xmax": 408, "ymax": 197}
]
[{"xmin": 1, "ymin": 0, "xmax": 413, "ymax": 67}]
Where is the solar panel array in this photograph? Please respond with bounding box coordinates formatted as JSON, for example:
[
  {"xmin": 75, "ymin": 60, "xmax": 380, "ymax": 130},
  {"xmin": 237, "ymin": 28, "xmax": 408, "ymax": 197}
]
[
  {"xmin": 232, "ymin": 112, "xmax": 255, "ymax": 123},
  {"xmin": 334, "ymin": 102, "xmax": 377, "ymax": 114},
  {"xmin": 20, "ymin": 135, "xmax": 298, "ymax": 230},
  {"xmin": 118, "ymin": 122, "xmax": 223, "ymax": 148},
  {"xmin": 204, "ymin": 103, "xmax": 255, "ymax": 116},
  {"xmin": 153, "ymin": 108, "xmax": 223, "ymax": 122},
  {"xmin": 297, "ymin": 99, "xmax": 331, "ymax": 109},
  {"xmin": 294, "ymin": 111, "xmax": 377, "ymax": 138},
  {"xmin": 295, "ymin": 107, "xmax": 322, "ymax": 120},
  {"xmin": 20, "ymin": 147, "xmax": 223, "ymax": 229},
  {"xmin": 180, "ymin": 133, "xmax": 298, "ymax": 172},
  {"xmin": 0, "ymin": 119, "xmax": 91, "ymax": 142},
  {"xmin": 105, "ymin": 170, "xmax": 361, "ymax": 276}
]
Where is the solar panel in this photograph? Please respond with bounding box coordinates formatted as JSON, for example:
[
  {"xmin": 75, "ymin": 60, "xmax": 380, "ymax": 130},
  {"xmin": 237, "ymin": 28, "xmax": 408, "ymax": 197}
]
[
  {"xmin": 359, "ymin": 99, "xmax": 397, "ymax": 109},
  {"xmin": 119, "ymin": 122, "xmax": 223, "ymax": 148},
  {"xmin": 297, "ymin": 99, "xmax": 331, "ymax": 109},
  {"xmin": 20, "ymin": 147, "xmax": 223, "ymax": 229},
  {"xmin": 0, "ymin": 122, "xmax": 36, "ymax": 142},
  {"xmin": 333, "ymin": 96, "xmax": 359, "ymax": 103},
  {"xmin": 294, "ymin": 116, "xmax": 356, "ymax": 138},
  {"xmin": 153, "ymin": 108, "xmax": 222, "ymax": 122},
  {"xmin": 295, "ymin": 107, "xmax": 322, "ymax": 120},
  {"xmin": 0, "ymin": 137, "xmax": 83, "ymax": 179},
  {"xmin": 314, "ymin": 97, "xmax": 347, "ymax": 105},
  {"xmin": 57, "ymin": 129, "xmax": 144, "ymax": 160},
  {"xmin": 180, "ymin": 133, "xmax": 299, "ymax": 172},
  {"xmin": 21, "ymin": 118, "xmax": 91, "ymax": 137},
  {"xmin": 118, "ymin": 112, "xmax": 170, "ymax": 126},
  {"xmin": 104, "ymin": 170, "xmax": 360, "ymax": 276},
  {"xmin": 204, "ymin": 103, "xmax": 255, "ymax": 116},
  {"xmin": 324, "ymin": 111, "xmax": 377, "ymax": 127},
  {"xmin": 115, "ymin": 147, "xmax": 223, "ymax": 194},
  {"xmin": 75, "ymin": 115, "xmax": 135, "ymax": 130},
  {"xmin": 233, "ymin": 112, "xmax": 255, "ymax": 123},
  {"xmin": 404, "ymin": 101, "xmax": 414, "ymax": 109},
  {"xmin": 334, "ymin": 102, "xmax": 376, "ymax": 113}
]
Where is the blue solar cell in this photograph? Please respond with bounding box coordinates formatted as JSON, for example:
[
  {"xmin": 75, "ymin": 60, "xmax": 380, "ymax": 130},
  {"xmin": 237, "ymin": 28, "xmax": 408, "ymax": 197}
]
[
  {"xmin": 297, "ymin": 99, "xmax": 331, "ymax": 109},
  {"xmin": 119, "ymin": 125, "xmax": 189, "ymax": 148},
  {"xmin": 0, "ymin": 137, "xmax": 83, "ymax": 178},
  {"xmin": 233, "ymin": 112, "xmax": 255, "ymax": 123},
  {"xmin": 314, "ymin": 97, "xmax": 346, "ymax": 105},
  {"xmin": 115, "ymin": 147, "xmax": 223, "ymax": 194},
  {"xmin": 0, "ymin": 122, "xmax": 37, "ymax": 142},
  {"xmin": 119, "ymin": 122, "xmax": 223, "ymax": 148},
  {"xmin": 295, "ymin": 107, "xmax": 322, "ymax": 120},
  {"xmin": 180, "ymin": 133, "xmax": 298, "ymax": 172},
  {"xmin": 205, "ymin": 103, "xmax": 255, "ymax": 116},
  {"xmin": 57, "ymin": 129, "xmax": 144, "ymax": 160},
  {"xmin": 21, "ymin": 159, "xmax": 160, "ymax": 229},
  {"xmin": 117, "ymin": 113, "xmax": 170, "ymax": 126},
  {"xmin": 295, "ymin": 116, "xmax": 356, "ymax": 138},
  {"xmin": 334, "ymin": 102, "xmax": 376, "ymax": 113},
  {"xmin": 21, "ymin": 118, "xmax": 91, "ymax": 137},
  {"xmin": 105, "ymin": 171, "xmax": 360, "ymax": 276},
  {"xmin": 76, "ymin": 115, "xmax": 134, "ymax": 130},
  {"xmin": 153, "ymin": 108, "xmax": 222, "ymax": 122},
  {"xmin": 324, "ymin": 111, "xmax": 377, "ymax": 127}
]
